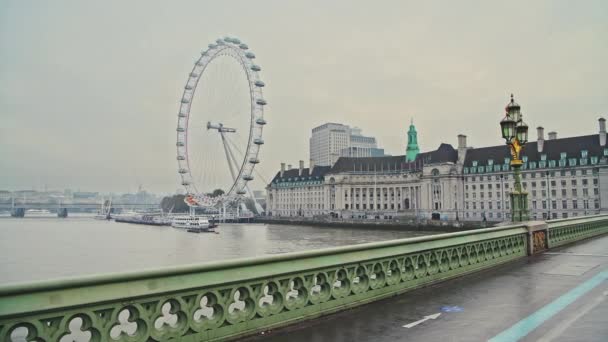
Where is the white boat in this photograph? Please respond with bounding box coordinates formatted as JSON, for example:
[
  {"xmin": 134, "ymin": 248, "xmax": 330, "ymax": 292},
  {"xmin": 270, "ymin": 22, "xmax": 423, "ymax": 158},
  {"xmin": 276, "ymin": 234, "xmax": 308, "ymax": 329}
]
[
  {"xmin": 25, "ymin": 209, "xmax": 52, "ymax": 217},
  {"xmin": 171, "ymin": 215, "xmax": 216, "ymax": 232}
]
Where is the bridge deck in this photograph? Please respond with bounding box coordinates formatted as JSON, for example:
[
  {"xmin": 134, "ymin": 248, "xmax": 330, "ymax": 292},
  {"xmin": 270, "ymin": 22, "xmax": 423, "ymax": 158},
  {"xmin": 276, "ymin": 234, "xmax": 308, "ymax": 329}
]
[{"xmin": 249, "ymin": 234, "xmax": 608, "ymax": 342}]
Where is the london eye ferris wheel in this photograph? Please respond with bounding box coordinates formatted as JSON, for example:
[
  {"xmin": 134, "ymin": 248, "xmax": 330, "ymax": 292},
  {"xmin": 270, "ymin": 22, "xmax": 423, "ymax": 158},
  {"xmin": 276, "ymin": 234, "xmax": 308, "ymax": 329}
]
[{"xmin": 176, "ymin": 36, "xmax": 267, "ymax": 208}]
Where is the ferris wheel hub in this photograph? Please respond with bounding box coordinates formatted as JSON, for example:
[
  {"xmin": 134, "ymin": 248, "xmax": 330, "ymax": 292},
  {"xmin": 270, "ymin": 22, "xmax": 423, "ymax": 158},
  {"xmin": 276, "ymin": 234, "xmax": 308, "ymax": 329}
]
[{"xmin": 207, "ymin": 121, "xmax": 237, "ymax": 133}]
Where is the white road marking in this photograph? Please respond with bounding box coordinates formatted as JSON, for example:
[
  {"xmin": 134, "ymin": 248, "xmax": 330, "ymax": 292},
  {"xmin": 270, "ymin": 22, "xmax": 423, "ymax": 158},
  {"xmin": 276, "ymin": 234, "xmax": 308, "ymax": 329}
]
[{"xmin": 402, "ymin": 313, "xmax": 441, "ymax": 328}]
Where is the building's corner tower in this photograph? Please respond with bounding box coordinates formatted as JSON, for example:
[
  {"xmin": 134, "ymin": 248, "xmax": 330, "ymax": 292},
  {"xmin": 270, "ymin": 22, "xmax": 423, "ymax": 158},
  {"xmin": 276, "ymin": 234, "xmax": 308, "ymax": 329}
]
[{"xmin": 406, "ymin": 119, "xmax": 420, "ymax": 162}]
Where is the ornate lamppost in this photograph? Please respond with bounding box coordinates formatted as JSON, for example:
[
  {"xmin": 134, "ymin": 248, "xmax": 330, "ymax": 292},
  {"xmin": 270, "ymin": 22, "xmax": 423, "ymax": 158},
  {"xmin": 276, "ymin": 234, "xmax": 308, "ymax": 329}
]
[{"xmin": 500, "ymin": 94, "xmax": 529, "ymax": 222}]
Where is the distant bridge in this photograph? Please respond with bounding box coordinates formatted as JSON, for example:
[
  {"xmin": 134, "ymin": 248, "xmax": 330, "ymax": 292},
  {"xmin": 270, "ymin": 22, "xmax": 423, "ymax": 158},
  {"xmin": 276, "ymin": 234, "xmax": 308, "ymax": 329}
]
[{"xmin": 0, "ymin": 202, "xmax": 159, "ymax": 217}]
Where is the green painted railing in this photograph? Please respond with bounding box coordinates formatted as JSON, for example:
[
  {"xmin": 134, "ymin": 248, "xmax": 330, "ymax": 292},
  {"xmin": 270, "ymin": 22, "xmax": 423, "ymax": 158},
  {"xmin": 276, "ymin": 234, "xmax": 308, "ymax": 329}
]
[
  {"xmin": 0, "ymin": 215, "xmax": 606, "ymax": 341},
  {"xmin": 547, "ymin": 214, "xmax": 608, "ymax": 248}
]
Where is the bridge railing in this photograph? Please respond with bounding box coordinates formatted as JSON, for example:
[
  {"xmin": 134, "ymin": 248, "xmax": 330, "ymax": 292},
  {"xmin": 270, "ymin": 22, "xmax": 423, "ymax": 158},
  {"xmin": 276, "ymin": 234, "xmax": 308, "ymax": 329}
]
[{"xmin": 0, "ymin": 215, "xmax": 607, "ymax": 341}]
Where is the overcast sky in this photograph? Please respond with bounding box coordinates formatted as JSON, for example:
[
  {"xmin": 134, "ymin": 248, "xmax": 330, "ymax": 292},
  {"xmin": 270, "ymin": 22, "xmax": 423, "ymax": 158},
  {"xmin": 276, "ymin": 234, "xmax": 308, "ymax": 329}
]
[{"xmin": 1, "ymin": 0, "xmax": 607, "ymax": 194}]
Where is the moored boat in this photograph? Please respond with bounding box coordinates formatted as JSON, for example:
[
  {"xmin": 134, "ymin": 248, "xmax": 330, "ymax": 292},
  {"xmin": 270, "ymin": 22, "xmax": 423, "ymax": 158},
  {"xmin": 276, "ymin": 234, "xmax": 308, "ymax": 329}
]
[
  {"xmin": 171, "ymin": 215, "xmax": 217, "ymax": 232},
  {"xmin": 115, "ymin": 214, "xmax": 171, "ymax": 226}
]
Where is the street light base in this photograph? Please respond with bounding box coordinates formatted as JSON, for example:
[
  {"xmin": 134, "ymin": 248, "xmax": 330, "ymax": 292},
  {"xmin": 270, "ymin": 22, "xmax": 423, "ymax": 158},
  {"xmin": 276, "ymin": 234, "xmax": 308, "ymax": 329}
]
[{"xmin": 510, "ymin": 191, "xmax": 529, "ymax": 222}]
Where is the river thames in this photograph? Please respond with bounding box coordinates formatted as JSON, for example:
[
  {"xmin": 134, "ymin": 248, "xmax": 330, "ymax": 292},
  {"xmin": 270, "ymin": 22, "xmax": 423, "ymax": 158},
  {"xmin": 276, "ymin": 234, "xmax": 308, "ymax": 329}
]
[{"xmin": 0, "ymin": 215, "xmax": 435, "ymax": 285}]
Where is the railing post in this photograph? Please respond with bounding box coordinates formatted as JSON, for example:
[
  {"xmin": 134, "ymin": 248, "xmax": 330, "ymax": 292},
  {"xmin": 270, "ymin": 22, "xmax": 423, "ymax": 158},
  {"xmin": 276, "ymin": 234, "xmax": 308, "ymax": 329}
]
[{"xmin": 524, "ymin": 221, "xmax": 549, "ymax": 255}]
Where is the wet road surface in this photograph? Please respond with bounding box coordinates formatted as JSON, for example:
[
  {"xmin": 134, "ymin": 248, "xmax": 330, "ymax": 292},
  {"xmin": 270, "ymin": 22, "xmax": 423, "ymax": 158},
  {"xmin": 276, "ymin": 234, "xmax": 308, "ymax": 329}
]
[{"xmin": 247, "ymin": 234, "xmax": 608, "ymax": 342}]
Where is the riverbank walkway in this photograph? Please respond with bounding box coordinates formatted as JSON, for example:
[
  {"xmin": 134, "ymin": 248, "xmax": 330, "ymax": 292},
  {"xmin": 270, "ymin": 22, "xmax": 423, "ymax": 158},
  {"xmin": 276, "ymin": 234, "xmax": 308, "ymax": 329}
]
[{"xmin": 252, "ymin": 234, "xmax": 608, "ymax": 342}]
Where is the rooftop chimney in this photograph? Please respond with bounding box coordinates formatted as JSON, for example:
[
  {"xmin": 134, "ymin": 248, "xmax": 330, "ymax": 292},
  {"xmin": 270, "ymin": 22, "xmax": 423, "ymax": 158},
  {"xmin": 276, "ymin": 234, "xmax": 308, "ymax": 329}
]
[
  {"xmin": 537, "ymin": 126, "xmax": 545, "ymax": 153},
  {"xmin": 457, "ymin": 134, "xmax": 467, "ymax": 149},
  {"xmin": 457, "ymin": 134, "xmax": 467, "ymax": 165},
  {"xmin": 548, "ymin": 131, "xmax": 557, "ymax": 140},
  {"xmin": 599, "ymin": 117, "xmax": 606, "ymax": 146},
  {"xmin": 309, "ymin": 158, "xmax": 315, "ymax": 174},
  {"xmin": 280, "ymin": 163, "xmax": 285, "ymax": 177},
  {"xmin": 299, "ymin": 160, "xmax": 304, "ymax": 176},
  {"xmin": 287, "ymin": 164, "xmax": 292, "ymax": 170}
]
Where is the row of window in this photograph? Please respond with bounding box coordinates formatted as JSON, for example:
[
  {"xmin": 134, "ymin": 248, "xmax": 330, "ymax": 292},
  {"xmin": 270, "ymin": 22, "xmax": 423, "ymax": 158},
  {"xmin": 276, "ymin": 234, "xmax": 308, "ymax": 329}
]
[
  {"xmin": 466, "ymin": 187, "xmax": 599, "ymax": 199},
  {"xmin": 465, "ymin": 177, "xmax": 598, "ymax": 191},
  {"xmin": 464, "ymin": 211, "xmax": 589, "ymax": 220},
  {"xmin": 466, "ymin": 168, "xmax": 599, "ymax": 182},
  {"xmin": 465, "ymin": 199, "xmax": 600, "ymax": 211}
]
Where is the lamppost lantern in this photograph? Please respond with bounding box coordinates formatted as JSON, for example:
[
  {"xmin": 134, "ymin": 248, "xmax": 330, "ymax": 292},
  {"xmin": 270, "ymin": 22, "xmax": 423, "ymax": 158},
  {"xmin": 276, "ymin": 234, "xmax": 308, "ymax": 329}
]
[
  {"xmin": 516, "ymin": 121, "xmax": 529, "ymax": 144},
  {"xmin": 500, "ymin": 116, "xmax": 517, "ymax": 142},
  {"xmin": 500, "ymin": 94, "xmax": 529, "ymax": 222}
]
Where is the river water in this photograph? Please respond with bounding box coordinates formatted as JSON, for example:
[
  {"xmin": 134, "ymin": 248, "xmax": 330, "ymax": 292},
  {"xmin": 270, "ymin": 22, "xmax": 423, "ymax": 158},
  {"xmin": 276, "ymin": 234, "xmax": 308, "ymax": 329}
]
[{"xmin": 0, "ymin": 215, "xmax": 434, "ymax": 285}]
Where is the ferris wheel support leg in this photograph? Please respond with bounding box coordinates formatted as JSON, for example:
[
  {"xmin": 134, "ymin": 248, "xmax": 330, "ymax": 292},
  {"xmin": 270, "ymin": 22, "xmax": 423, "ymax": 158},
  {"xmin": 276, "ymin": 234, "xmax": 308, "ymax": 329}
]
[
  {"xmin": 220, "ymin": 132, "xmax": 238, "ymax": 183},
  {"xmin": 245, "ymin": 184, "xmax": 264, "ymax": 215}
]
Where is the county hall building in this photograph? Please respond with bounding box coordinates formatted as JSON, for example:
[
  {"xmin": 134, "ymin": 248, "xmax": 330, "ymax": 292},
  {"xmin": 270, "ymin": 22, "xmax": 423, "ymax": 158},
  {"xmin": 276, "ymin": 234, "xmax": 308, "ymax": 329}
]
[{"xmin": 266, "ymin": 108, "xmax": 608, "ymax": 222}]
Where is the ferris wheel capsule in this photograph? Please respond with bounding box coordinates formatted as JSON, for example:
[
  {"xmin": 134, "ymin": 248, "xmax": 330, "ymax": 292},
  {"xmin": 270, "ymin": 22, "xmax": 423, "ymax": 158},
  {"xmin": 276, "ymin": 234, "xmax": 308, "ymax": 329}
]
[
  {"xmin": 250, "ymin": 65, "xmax": 261, "ymax": 72},
  {"xmin": 239, "ymin": 44, "xmax": 248, "ymax": 50},
  {"xmin": 245, "ymin": 52, "xmax": 255, "ymax": 59},
  {"xmin": 255, "ymin": 99, "xmax": 267, "ymax": 105},
  {"xmin": 254, "ymin": 81, "xmax": 265, "ymax": 87}
]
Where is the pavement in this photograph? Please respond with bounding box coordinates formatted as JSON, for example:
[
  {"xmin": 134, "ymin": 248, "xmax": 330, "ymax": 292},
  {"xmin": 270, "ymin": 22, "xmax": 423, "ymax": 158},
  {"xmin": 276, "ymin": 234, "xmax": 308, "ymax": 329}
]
[{"xmin": 245, "ymin": 234, "xmax": 608, "ymax": 342}]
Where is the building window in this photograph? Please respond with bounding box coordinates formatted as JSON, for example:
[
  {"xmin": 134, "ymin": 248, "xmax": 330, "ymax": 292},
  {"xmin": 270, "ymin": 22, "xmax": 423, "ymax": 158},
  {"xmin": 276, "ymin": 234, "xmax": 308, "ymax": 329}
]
[
  {"xmin": 595, "ymin": 199, "xmax": 600, "ymax": 209},
  {"xmin": 562, "ymin": 213, "xmax": 568, "ymax": 218},
  {"xmin": 552, "ymin": 200, "xmax": 557, "ymax": 209},
  {"xmin": 562, "ymin": 200, "xmax": 567, "ymax": 209},
  {"xmin": 573, "ymin": 200, "xmax": 578, "ymax": 209},
  {"xmin": 542, "ymin": 200, "xmax": 547, "ymax": 209},
  {"xmin": 582, "ymin": 179, "xmax": 588, "ymax": 186},
  {"xmin": 583, "ymin": 188, "xmax": 588, "ymax": 196},
  {"xmin": 531, "ymin": 181, "xmax": 537, "ymax": 188},
  {"xmin": 572, "ymin": 180, "xmax": 577, "ymax": 186},
  {"xmin": 572, "ymin": 189, "xmax": 578, "ymax": 197},
  {"xmin": 562, "ymin": 189, "xmax": 567, "ymax": 197},
  {"xmin": 532, "ymin": 201, "xmax": 537, "ymax": 209}
]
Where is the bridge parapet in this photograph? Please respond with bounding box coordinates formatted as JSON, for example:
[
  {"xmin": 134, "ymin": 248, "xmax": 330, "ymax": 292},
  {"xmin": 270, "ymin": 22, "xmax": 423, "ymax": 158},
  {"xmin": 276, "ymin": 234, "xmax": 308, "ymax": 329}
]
[{"xmin": 0, "ymin": 216, "xmax": 606, "ymax": 341}]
